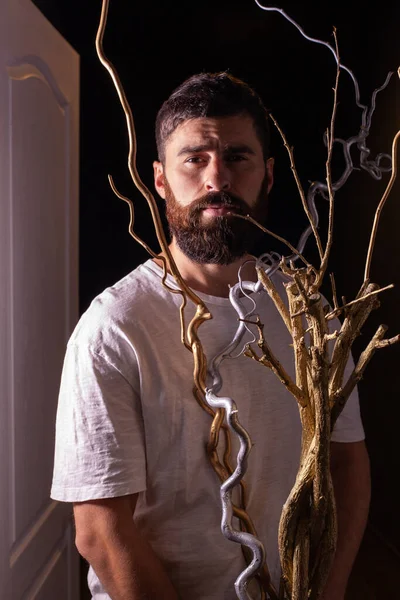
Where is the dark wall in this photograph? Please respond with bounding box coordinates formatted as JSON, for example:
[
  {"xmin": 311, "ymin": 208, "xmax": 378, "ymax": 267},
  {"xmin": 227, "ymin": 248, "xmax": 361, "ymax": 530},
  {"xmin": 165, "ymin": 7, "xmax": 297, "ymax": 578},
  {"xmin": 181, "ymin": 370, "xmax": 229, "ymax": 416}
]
[{"xmin": 34, "ymin": 0, "xmax": 400, "ymax": 553}]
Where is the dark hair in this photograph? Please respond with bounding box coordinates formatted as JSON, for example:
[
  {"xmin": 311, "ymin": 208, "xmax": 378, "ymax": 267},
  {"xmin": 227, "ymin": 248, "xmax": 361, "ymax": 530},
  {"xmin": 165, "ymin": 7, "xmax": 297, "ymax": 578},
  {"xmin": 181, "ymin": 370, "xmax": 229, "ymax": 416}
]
[{"xmin": 155, "ymin": 71, "xmax": 270, "ymax": 162}]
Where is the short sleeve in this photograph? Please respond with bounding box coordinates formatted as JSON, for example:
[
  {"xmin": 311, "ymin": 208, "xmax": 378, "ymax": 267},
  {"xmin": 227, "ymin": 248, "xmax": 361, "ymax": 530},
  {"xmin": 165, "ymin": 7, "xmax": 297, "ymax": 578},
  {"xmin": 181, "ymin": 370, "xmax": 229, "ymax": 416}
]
[{"xmin": 50, "ymin": 341, "xmax": 147, "ymax": 502}]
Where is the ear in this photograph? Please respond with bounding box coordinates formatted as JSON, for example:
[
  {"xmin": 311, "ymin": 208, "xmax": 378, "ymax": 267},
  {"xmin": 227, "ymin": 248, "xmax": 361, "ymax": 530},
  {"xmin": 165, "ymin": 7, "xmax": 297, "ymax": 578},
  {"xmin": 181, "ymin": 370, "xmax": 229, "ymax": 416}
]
[
  {"xmin": 153, "ymin": 161, "xmax": 166, "ymax": 199},
  {"xmin": 266, "ymin": 157, "xmax": 274, "ymax": 194}
]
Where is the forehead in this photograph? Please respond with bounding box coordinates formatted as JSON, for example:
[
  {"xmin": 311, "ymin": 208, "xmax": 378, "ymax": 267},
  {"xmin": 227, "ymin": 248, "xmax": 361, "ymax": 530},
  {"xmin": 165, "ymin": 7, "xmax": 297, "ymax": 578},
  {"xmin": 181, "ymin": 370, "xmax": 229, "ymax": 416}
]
[{"xmin": 165, "ymin": 115, "xmax": 262, "ymax": 155}]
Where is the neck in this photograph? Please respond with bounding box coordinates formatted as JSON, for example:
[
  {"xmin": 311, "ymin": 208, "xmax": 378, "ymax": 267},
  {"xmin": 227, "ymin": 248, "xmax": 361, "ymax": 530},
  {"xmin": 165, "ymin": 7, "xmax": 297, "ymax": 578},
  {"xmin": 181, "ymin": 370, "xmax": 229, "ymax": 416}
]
[{"xmin": 154, "ymin": 239, "xmax": 258, "ymax": 298}]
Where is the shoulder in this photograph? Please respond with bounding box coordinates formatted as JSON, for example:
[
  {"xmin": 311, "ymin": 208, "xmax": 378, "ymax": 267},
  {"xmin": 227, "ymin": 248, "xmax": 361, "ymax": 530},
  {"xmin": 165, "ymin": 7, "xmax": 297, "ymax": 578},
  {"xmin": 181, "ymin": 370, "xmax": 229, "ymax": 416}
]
[{"xmin": 68, "ymin": 259, "xmax": 170, "ymax": 354}]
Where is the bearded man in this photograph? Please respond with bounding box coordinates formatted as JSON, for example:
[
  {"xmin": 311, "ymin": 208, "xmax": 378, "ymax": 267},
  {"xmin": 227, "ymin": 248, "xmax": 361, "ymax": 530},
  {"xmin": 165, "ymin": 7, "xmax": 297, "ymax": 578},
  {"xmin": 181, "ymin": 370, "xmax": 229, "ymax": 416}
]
[{"xmin": 51, "ymin": 72, "xmax": 370, "ymax": 600}]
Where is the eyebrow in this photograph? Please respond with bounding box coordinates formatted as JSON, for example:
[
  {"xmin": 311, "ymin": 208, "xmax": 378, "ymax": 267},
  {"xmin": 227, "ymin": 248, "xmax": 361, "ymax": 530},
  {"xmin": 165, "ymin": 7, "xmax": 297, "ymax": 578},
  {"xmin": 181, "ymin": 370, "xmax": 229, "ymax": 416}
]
[{"xmin": 177, "ymin": 143, "xmax": 256, "ymax": 157}]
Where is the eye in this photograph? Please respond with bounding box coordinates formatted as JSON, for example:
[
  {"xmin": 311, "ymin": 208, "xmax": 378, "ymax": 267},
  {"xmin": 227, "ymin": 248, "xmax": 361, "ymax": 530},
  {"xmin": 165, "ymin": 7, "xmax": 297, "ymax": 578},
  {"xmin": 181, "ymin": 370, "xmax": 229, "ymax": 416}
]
[
  {"xmin": 185, "ymin": 156, "xmax": 205, "ymax": 164},
  {"xmin": 225, "ymin": 154, "xmax": 247, "ymax": 162}
]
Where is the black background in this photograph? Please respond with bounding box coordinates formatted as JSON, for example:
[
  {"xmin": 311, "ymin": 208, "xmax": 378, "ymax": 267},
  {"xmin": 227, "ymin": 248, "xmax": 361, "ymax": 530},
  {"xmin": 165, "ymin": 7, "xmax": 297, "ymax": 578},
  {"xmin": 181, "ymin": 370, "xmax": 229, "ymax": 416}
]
[{"xmin": 33, "ymin": 0, "xmax": 400, "ymax": 555}]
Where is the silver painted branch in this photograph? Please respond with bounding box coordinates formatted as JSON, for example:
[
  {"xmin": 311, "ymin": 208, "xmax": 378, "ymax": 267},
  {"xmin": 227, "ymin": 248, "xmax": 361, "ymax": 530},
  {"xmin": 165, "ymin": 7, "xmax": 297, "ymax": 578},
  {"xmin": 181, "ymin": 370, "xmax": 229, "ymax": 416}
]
[
  {"xmin": 253, "ymin": 2, "xmax": 393, "ymax": 265},
  {"xmin": 205, "ymin": 390, "xmax": 266, "ymax": 600}
]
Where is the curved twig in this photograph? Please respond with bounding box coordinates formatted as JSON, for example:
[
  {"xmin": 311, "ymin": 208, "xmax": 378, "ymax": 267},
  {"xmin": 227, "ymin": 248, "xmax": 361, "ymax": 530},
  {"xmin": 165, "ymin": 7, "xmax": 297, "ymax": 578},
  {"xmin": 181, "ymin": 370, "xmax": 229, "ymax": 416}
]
[{"xmin": 364, "ymin": 128, "xmax": 400, "ymax": 281}]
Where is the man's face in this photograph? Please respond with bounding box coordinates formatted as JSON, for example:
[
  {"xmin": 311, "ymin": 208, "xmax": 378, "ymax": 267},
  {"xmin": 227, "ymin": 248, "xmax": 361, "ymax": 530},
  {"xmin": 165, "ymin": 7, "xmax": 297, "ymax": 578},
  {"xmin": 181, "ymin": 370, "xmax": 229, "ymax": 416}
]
[{"xmin": 153, "ymin": 115, "xmax": 274, "ymax": 264}]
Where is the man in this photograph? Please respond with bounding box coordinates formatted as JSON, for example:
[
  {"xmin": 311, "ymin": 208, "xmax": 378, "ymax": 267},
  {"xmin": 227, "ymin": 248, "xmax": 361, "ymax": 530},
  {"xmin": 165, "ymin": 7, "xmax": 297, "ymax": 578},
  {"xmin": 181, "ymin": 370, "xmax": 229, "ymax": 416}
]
[{"xmin": 51, "ymin": 72, "xmax": 370, "ymax": 600}]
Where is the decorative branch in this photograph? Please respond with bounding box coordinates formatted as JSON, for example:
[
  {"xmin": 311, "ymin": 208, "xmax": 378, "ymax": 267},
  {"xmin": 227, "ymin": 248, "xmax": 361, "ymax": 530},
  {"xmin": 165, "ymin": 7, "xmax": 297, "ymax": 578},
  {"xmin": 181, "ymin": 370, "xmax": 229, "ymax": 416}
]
[
  {"xmin": 253, "ymin": 2, "xmax": 394, "ymax": 124},
  {"xmin": 95, "ymin": 0, "xmax": 211, "ymax": 332},
  {"xmin": 325, "ymin": 283, "xmax": 394, "ymax": 321},
  {"xmin": 233, "ymin": 213, "xmax": 314, "ymax": 268},
  {"xmin": 364, "ymin": 127, "xmax": 400, "ymax": 281},
  {"xmin": 312, "ymin": 29, "xmax": 340, "ymax": 291},
  {"xmin": 331, "ymin": 326, "xmax": 400, "ymax": 427},
  {"xmin": 329, "ymin": 273, "xmax": 339, "ymax": 311},
  {"xmin": 268, "ymin": 113, "xmax": 324, "ymax": 260},
  {"xmin": 205, "ymin": 390, "xmax": 269, "ymax": 600},
  {"xmin": 243, "ymin": 317, "xmax": 307, "ymax": 407},
  {"xmin": 255, "ymin": 267, "xmax": 292, "ymax": 334},
  {"xmin": 328, "ymin": 282, "xmax": 381, "ymax": 397},
  {"xmin": 253, "ymin": 2, "xmax": 394, "ymax": 268}
]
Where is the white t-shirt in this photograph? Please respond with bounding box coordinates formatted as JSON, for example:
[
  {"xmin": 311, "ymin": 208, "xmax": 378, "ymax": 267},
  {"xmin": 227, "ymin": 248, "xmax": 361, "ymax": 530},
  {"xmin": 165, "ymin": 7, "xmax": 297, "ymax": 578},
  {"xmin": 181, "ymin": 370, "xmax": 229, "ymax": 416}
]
[{"xmin": 51, "ymin": 259, "xmax": 365, "ymax": 599}]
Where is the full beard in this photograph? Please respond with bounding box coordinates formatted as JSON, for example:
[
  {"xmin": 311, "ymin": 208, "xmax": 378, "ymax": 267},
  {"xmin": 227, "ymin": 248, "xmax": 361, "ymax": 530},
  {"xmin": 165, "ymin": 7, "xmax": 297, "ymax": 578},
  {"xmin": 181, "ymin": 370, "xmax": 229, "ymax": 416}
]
[{"xmin": 164, "ymin": 176, "xmax": 269, "ymax": 265}]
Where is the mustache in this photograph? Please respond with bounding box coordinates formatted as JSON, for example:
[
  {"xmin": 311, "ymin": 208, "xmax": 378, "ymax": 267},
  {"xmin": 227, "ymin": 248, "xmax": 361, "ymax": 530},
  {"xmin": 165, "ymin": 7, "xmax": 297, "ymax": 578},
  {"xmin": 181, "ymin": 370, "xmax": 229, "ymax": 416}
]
[{"xmin": 189, "ymin": 192, "xmax": 248, "ymax": 216}]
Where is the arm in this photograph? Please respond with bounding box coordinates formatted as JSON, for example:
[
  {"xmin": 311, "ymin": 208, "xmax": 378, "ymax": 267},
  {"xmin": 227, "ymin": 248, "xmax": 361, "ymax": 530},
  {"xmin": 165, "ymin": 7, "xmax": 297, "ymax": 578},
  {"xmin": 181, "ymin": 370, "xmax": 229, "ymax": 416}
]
[
  {"xmin": 321, "ymin": 440, "xmax": 371, "ymax": 600},
  {"xmin": 74, "ymin": 494, "xmax": 179, "ymax": 600}
]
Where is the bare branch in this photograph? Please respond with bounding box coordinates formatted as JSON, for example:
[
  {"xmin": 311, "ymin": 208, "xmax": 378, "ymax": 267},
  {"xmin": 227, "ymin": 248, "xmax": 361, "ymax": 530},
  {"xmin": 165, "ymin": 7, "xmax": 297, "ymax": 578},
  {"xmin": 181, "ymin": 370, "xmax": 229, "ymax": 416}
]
[
  {"xmin": 268, "ymin": 114, "xmax": 324, "ymax": 260},
  {"xmin": 329, "ymin": 273, "xmax": 339, "ymax": 311},
  {"xmin": 331, "ymin": 325, "xmax": 400, "ymax": 427},
  {"xmin": 243, "ymin": 318, "xmax": 307, "ymax": 408},
  {"xmin": 255, "ymin": 267, "xmax": 292, "ymax": 334},
  {"xmin": 313, "ymin": 30, "xmax": 341, "ymax": 290},
  {"xmin": 233, "ymin": 213, "xmax": 314, "ymax": 268},
  {"xmin": 376, "ymin": 335, "xmax": 400, "ymax": 348},
  {"xmin": 326, "ymin": 284, "xmax": 394, "ymax": 320},
  {"xmin": 286, "ymin": 281, "xmax": 311, "ymax": 412},
  {"xmin": 364, "ymin": 128, "xmax": 400, "ymax": 281},
  {"xmin": 95, "ymin": 0, "xmax": 206, "ymax": 313},
  {"xmin": 108, "ymin": 176, "xmax": 193, "ymax": 350},
  {"xmin": 329, "ymin": 282, "xmax": 381, "ymax": 396},
  {"xmin": 108, "ymin": 175, "xmax": 158, "ymax": 259}
]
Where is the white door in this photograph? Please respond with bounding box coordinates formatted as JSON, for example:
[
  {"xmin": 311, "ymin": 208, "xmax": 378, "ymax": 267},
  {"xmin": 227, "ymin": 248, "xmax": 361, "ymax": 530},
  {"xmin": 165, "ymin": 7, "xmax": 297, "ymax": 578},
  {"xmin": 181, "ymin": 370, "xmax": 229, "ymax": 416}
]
[{"xmin": 0, "ymin": 0, "xmax": 80, "ymax": 598}]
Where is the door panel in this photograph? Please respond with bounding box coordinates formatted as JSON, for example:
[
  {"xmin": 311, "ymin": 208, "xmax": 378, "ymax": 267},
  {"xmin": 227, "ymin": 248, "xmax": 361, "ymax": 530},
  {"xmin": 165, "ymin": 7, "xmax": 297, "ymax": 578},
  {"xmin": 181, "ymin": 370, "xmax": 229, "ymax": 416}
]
[
  {"xmin": 10, "ymin": 65, "xmax": 68, "ymax": 539},
  {"xmin": 0, "ymin": 1, "xmax": 80, "ymax": 598}
]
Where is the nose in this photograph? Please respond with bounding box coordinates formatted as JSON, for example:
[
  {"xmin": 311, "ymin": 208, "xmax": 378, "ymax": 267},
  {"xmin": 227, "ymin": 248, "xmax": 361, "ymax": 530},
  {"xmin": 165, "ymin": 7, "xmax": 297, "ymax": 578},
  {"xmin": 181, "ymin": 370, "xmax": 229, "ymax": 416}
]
[{"xmin": 204, "ymin": 157, "xmax": 231, "ymax": 192}]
